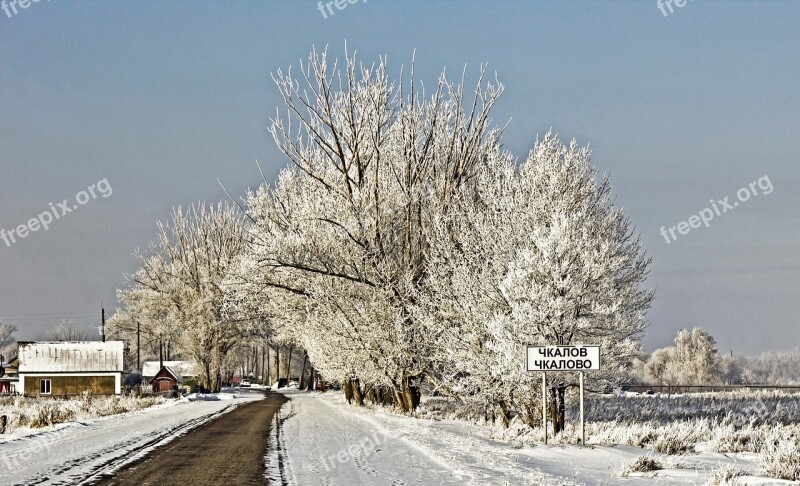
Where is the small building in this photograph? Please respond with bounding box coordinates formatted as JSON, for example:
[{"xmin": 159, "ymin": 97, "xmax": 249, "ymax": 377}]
[
  {"xmin": 142, "ymin": 360, "xmax": 197, "ymax": 383},
  {"xmin": 0, "ymin": 356, "xmax": 20, "ymax": 394},
  {"xmin": 150, "ymin": 366, "xmax": 183, "ymax": 393},
  {"xmin": 17, "ymin": 341, "xmax": 124, "ymax": 396}
]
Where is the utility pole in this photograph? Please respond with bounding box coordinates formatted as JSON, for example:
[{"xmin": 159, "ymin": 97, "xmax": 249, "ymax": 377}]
[
  {"xmin": 100, "ymin": 302, "xmax": 106, "ymax": 342},
  {"xmin": 159, "ymin": 335, "xmax": 163, "ymax": 369},
  {"xmin": 136, "ymin": 321, "xmax": 141, "ymax": 373}
]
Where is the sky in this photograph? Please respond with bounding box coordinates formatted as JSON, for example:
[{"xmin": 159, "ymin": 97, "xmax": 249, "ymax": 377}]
[{"xmin": 0, "ymin": 0, "xmax": 798, "ymax": 354}]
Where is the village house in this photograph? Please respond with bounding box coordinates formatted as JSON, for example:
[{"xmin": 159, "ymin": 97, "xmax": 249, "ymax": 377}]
[
  {"xmin": 149, "ymin": 366, "xmax": 183, "ymax": 394},
  {"xmin": 0, "ymin": 355, "xmax": 19, "ymax": 394},
  {"xmin": 141, "ymin": 360, "xmax": 197, "ymax": 383},
  {"xmin": 17, "ymin": 341, "xmax": 124, "ymax": 396}
]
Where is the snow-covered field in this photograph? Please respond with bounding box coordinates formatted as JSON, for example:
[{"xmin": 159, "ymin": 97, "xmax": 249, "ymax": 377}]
[
  {"xmin": 0, "ymin": 388, "xmax": 263, "ymax": 485},
  {"xmin": 276, "ymin": 390, "xmax": 800, "ymax": 485}
]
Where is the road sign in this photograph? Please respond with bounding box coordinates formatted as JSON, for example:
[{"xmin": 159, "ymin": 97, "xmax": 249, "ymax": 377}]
[
  {"xmin": 525, "ymin": 345, "xmax": 600, "ymax": 372},
  {"xmin": 526, "ymin": 345, "xmax": 601, "ymax": 446}
]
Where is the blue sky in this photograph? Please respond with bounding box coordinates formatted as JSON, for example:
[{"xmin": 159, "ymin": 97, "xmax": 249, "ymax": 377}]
[{"xmin": 1, "ymin": 0, "xmax": 798, "ymax": 353}]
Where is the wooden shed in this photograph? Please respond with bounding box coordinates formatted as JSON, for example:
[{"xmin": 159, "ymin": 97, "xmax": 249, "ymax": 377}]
[{"xmin": 150, "ymin": 366, "xmax": 183, "ymax": 393}]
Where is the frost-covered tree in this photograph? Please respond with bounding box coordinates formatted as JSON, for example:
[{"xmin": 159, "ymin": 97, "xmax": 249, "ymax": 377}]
[
  {"xmin": 421, "ymin": 133, "xmax": 653, "ymax": 432},
  {"xmin": 739, "ymin": 350, "xmax": 800, "ymax": 385},
  {"xmin": 223, "ymin": 47, "xmax": 503, "ymax": 412},
  {"xmin": 644, "ymin": 327, "xmax": 727, "ymax": 385},
  {"xmin": 0, "ymin": 322, "xmax": 17, "ymax": 358},
  {"xmin": 41, "ymin": 319, "xmax": 91, "ymax": 341},
  {"xmin": 118, "ymin": 204, "xmax": 246, "ymax": 392}
]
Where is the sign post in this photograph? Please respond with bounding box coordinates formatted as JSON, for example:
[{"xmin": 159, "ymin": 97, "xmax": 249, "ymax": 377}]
[
  {"xmin": 526, "ymin": 345, "xmax": 600, "ymax": 447},
  {"xmin": 579, "ymin": 371, "xmax": 585, "ymax": 446},
  {"xmin": 542, "ymin": 372, "xmax": 547, "ymax": 444}
]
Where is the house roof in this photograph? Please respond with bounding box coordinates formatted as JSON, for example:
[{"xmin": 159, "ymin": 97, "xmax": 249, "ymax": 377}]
[
  {"xmin": 142, "ymin": 360, "xmax": 197, "ymax": 378},
  {"xmin": 150, "ymin": 366, "xmax": 184, "ymax": 384},
  {"xmin": 17, "ymin": 341, "xmax": 124, "ymax": 373}
]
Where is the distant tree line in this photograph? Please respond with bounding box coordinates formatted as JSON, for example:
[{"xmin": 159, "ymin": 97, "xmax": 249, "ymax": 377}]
[{"xmin": 629, "ymin": 326, "xmax": 800, "ymax": 387}]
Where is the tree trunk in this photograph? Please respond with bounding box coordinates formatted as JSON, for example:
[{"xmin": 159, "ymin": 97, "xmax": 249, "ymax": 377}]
[
  {"xmin": 262, "ymin": 343, "xmax": 267, "ymax": 385},
  {"xmin": 392, "ymin": 376, "xmax": 420, "ymax": 413},
  {"xmin": 203, "ymin": 360, "xmax": 211, "ymax": 392},
  {"xmin": 401, "ymin": 376, "xmax": 420, "ymax": 411},
  {"xmin": 548, "ymin": 385, "xmax": 566, "ymax": 434},
  {"xmin": 365, "ymin": 386, "xmax": 376, "ymax": 403},
  {"xmin": 299, "ymin": 352, "xmax": 308, "ymax": 390},
  {"xmin": 352, "ymin": 378, "xmax": 364, "ymax": 406},
  {"xmin": 210, "ymin": 346, "xmax": 222, "ymax": 393},
  {"xmin": 274, "ymin": 346, "xmax": 280, "ymax": 387},
  {"xmin": 343, "ymin": 378, "xmax": 354, "ymax": 404},
  {"xmin": 286, "ymin": 345, "xmax": 294, "ymax": 382},
  {"xmin": 392, "ymin": 386, "xmax": 405, "ymax": 411},
  {"xmin": 382, "ymin": 387, "xmax": 395, "ymax": 406},
  {"xmin": 498, "ymin": 400, "xmax": 512, "ymax": 428}
]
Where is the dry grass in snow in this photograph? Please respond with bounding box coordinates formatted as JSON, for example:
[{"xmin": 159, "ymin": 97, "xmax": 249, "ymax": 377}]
[{"xmin": 0, "ymin": 392, "xmax": 164, "ymax": 433}]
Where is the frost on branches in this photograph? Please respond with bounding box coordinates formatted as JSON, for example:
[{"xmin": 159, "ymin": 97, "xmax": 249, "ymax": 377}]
[
  {"xmin": 421, "ymin": 133, "xmax": 653, "ymax": 431},
  {"xmin": 116, "ymin": 204, "xmax": 247, "ymax": 392},
  {"xmin": 115, "ymin": 48, "xmax": 654, "ymax": 428},
  {"xmin": 223, "ymin": 47, "xmax": 504, "ymax": 412},
  {"xmin": 223, "ymin": 48, "xmax": 653, "ymax": 424}
]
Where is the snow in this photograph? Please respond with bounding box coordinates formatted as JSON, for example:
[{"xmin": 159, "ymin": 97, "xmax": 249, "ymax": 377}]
[
  {"xmin": 276, "ymin": 390, "xmax": 576, "ymax": 485},
  {"xmin": 181, "ymin": 391, "xmax": 241, "ymax": 401},
  {"xmin": 0, "ymin": 388, "xmax": 263, "ymax": 485},
  {"xmin": 275, "ymin": 390, "xmax": 800, "ymax": 485}
]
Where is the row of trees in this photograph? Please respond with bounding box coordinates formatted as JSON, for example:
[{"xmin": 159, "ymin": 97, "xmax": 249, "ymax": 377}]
[
  {"xmin": 113, "ymin": 49, "xmax": 654, "ymax": 432},
  {"xmin": 632, "ymin": 326, "xmax": 800, "ymax": 387}
]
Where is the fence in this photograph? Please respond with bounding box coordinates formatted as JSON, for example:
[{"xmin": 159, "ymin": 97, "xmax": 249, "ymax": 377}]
[{"xmin": 621, "ymin": 384, "xmax": 800, "ymax": 395}]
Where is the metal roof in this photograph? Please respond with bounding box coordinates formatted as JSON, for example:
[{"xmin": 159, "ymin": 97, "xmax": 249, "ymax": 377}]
[
  {"xmin": 150, "ymin": 366, "xmax": 185, "ymax": 384},
  {"xmin": 17, "ymin": 341, "xmax": 124, "ymax": 373}
]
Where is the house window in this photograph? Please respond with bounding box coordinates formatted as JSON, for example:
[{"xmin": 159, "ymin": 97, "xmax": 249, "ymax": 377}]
[{"xmin": 40, "ymin": 379, "xmax": 51, "ymax": 395}]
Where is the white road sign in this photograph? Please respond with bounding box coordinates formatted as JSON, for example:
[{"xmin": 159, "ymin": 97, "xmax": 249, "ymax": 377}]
[{"xmin": 525, "ymin": 345, "xmax": 601, "ymax": 372}]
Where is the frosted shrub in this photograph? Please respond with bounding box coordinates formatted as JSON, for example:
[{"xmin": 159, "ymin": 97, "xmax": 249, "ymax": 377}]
[
  {"xmin": 27, "ymin": 401, "xmax": 77, "ymax": 428},
  {"xmin": 708, "ymin": 421, "xmax": 764, "ymax": 453},
  {"xmin": 705, "ymin": 465, "xmax": 745, "ymax": 485},
  {"xmin": 590, "ymin": 419, "xmax": 708, "ymax": 454},
  {"xmin": 758, "ymin": 436, "xmax": 800, "ymax": 481},
  {"xmin": 78, "ymin": 390, "xmax": 95, "ymax": 414},
  {"xmin": 0, "ymin": 395, "xmax": 164, "ymax": 433},
  {"xmin": 620, "ymin": 455, "xmax": 662, "ymax": 476},
  {"xmin": 651, "ymin": 431, "xmax": 693, "ymax": 454}
]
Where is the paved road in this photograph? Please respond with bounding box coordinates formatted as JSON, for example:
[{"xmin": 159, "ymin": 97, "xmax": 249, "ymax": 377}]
[{"xmin": 93, "ymin": 391, "xmax": 288, "ymax": 486}]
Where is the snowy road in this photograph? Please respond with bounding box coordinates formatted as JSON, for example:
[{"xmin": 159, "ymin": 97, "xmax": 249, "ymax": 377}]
[
  {"xmin": 0, "ymin": 389, "xmax": 263, "ymax": 485},
  {"xmin": 277, "ymin": 390, "xmax": 576, "ymax": 485}
]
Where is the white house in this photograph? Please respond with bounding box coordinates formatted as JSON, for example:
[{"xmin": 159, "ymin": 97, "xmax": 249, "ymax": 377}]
[{"xmin": 17, "ymin": 341, "xmax": 124, "ymax": 396}]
